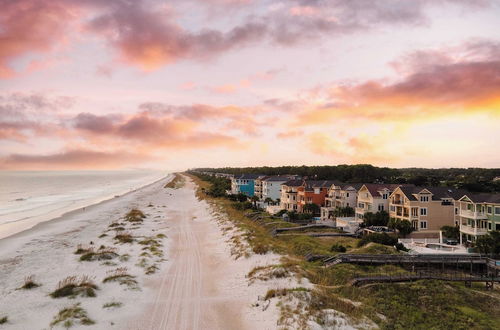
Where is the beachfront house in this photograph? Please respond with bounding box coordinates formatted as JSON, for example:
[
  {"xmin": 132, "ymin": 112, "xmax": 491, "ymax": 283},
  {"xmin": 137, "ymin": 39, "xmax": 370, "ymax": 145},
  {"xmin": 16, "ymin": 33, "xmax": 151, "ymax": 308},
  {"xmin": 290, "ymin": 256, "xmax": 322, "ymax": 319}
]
[
  {"xmin": 320, "ymin": 183, "xmax": 362, "ymax": 221},
  {"xmin": 262, "ymin": 175, "xmax": 298, "ymax": 202},
  {"xmin": 297, "ymin": 180, "xmax": 338, "ymax": 213},
  {"xmin": 355, "ymin": 184, "xmax": 407, "ymax": 220},
  {"xmin": 280, "ymin": 179, "xmax": 304, "ymax": 211},
  {"xmin": 230, "ymin": 174, "xmax": 264, "ymax": 197},
  {"xmin": 254, "ymin": 176, "xmax": 269, "ymax": 200},
  {"xmin": 389, "ymin": 186, "xmax": 465, "ymax": 232},
  {"xmin": 455, "ymin": 193, "xmax": 500, "ymax": 245}
]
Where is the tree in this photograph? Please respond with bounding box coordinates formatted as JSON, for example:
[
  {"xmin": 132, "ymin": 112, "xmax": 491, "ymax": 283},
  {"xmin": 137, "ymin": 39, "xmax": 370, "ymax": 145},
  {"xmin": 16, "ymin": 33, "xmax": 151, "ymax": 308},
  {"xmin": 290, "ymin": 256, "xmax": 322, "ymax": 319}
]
[
  {"xmin": 303, "ymin": 203, "xmax": 320, "ymax": 215},
  {"xmin": 441, "ymin": 225, "xmax": 459, "ymax": 240},
  {"xmin": 264, "ymin": 197, "xmax": 274, "ymax": 205},
  {"xmin": 388, "ymin": 218, "xmax": 413, "ymax": 237},
  {"xmin": 475, "ymin": 231, "xmax": 500, "ymax": 255},
  {"xmin": 250, "ymin": 195, "xmax": 259, "ymax": 208},
  {"xmin": 363, "ymin": 211, "xmax": 389, "ymax": 227}
]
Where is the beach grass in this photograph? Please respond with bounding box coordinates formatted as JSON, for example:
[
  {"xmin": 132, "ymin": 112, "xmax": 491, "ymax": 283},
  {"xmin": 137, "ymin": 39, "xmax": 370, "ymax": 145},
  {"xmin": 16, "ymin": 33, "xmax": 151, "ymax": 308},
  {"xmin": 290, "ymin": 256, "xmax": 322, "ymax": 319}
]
[
  {"xmin": 103, "ymin": 301, "xmax": 122, "ymax": 309},
  {"xmin": 0, "ymin": 316, "xmax": 7, "ymax": 324},
  {"xmin": 50, "ymin": 303, "xmax": 94, "ymax": 327},
  {"xmin": 19, "ymin": 275, "xmax": 40, "ymax": 290},
  {"xmin": 164, "ymin": 173, "xmax": 185, "ymax": 189},
  {"xmin": 50, "ymin": 276, "xmax": 98, "ymax": 298}
]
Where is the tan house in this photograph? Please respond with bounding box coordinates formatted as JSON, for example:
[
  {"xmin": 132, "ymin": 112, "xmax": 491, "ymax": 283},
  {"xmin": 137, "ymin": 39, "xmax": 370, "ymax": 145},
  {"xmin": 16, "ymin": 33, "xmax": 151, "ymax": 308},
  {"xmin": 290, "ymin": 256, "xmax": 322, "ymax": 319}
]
[
  {"xmin": 389, "ymin": 186, "xmax": 465, "ymax": 231},
  {"xmin": 321, "ymin": 183, "xmax": 361, "ymax": 221},
  {"xmin": 280, "ymin": 179, "xmax": 304, "ymax": 212},
  {"xmin": 355, "ymin": 184, "xmax": 406, "ymax": 220}
]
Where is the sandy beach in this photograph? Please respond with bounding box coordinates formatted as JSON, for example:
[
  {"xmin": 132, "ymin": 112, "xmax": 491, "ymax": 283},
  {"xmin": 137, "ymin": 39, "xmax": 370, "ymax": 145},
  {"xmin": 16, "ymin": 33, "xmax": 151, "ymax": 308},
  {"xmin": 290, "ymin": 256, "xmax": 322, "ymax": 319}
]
[{"xmin": 0, "ymin": 174, "xmax": 290, "ymax": 329}]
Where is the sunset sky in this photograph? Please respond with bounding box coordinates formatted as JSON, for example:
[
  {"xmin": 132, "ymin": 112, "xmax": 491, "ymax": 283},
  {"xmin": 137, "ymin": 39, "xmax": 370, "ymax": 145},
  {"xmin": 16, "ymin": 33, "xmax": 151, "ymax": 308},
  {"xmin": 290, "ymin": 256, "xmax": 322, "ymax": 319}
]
[{"xmin": 1, "ymin": 0, "xmax": 499, "ymax": 170}]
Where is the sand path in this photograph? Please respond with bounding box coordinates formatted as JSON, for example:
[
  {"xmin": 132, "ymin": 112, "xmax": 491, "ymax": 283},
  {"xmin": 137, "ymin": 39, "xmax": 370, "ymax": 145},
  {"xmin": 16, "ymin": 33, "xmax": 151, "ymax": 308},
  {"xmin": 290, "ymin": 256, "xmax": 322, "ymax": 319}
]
[{"xmin": 128, "ymin": 176, "xmax": 251, "ymax": 330}]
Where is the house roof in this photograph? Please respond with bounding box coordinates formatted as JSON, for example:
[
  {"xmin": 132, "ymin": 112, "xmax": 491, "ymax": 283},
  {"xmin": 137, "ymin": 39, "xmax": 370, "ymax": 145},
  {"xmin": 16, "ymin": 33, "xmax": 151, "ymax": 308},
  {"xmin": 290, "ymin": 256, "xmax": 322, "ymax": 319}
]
[
  {"xmin": 363, "ymin": 183, "xmax": 411, "ymax": 197},
  {"xmin": 282, "ymin": 179, "xmax": 305, "ymax": 187},
  {"xmin": 398, "ymin": 186, "xmax": 467, "ymax": 201},
  {"xmin": 264, "ymin": 175, "xmax": 299, "ymax": 182},
  {"xmin": 342, "ymin": 183, "xmax": 363, "ymax": 191},
  {"xmin": 461, "ymin": 193, "xmax": 500, "ymax": 204},
  {"xmin": 236, "ymin": 174, "xmax": 264, "ymax": 180},
  {"xmin": 304, "ymin": 180, "xmax": 341, "ymax": 190}
]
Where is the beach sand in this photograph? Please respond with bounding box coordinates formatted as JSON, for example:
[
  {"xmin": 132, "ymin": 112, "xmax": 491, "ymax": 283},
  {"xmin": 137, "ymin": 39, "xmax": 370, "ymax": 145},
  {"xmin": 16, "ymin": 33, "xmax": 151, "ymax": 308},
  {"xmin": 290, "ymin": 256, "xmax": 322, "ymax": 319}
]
[{"xmin": 0, "ymin": 174, "xmax": 288, "ymax": 329}]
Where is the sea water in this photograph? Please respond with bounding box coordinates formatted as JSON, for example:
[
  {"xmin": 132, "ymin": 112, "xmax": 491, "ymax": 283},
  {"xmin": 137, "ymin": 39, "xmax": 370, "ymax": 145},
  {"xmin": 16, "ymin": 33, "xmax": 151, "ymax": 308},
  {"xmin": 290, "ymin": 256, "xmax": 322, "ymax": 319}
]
[{"xmin": 0, "ymin": 170, "xmax": 166, "ymax": 239}]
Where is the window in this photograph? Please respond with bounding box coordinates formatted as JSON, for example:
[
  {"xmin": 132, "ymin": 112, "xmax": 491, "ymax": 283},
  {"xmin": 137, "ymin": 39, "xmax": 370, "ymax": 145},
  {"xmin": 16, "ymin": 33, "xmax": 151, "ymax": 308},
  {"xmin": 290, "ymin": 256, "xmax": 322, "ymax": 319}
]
[
  {"xmin": 390, "ymin": 205, "xmax": 395, "ymax": 212},
  {"xmin": 366, "ymin": 193, "xmax": 369, "ymax": 198},
  {"xmin": 420, "ymin": 221, "xmax": 427, "ymax": 229},
  {"xmin": 487, "ymin": 206, "xmax": 492, "ymax": 214},
  {"xmin": 495, "ymin": 207, "xmax": 500, "ymax": 215},
  {"xmin": 488, "ymin": 222, "xmax": 492, "ymax": 230},
  {"xmin": 382, "ymin": 194, "xmax": 388, "ymax": 199},
  {"xmin": 420, "ymin": 195, "xmax": 429, "ymax": 202},
  {"xmin": 307, "ymin": 197, "xmax": 312, "ymax": 202},
  {"xmin": 412, "ymin": 208, "xmax": 418, "ymax": 217},
  {"xmin": 378, "ymin": 205, "xmax": 384, "ymax": 211},
  {"xmin": 455, "ymin": 207, "xmax": 458, "ymax": 215},
  {"xmin": 420, "ymin": 208, "xmax": 427, "ymax": 216},
  {"xmin": 346, "ymin": 193, "xmax": 349, "ymax": 197}
]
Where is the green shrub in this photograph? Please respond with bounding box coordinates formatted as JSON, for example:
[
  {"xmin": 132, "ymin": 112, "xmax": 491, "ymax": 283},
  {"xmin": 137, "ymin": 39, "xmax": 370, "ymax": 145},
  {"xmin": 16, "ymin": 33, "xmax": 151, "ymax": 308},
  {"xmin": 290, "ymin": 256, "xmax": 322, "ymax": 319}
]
[
  {"xmin": 330, "ymin": 243, "xmax": 347, "ymax": 253},
  {"xmin": 358, "ymin": 233, "xmax": 398, "ymax": 247}
]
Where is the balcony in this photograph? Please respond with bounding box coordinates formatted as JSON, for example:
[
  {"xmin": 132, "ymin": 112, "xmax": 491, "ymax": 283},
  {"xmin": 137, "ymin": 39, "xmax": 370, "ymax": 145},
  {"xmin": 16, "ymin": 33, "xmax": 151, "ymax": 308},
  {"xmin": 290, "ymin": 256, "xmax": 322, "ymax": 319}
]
[
  {"xmin": 392, "ymin": 200, "xmax": 404, "ymax": 205},
  {"xmin": 459, "ymin": 209, "xmax": 487, "ymax": 219},
  {"xmin": 459, "ymin": 224, "xmax": 489, "ymax": 236}
]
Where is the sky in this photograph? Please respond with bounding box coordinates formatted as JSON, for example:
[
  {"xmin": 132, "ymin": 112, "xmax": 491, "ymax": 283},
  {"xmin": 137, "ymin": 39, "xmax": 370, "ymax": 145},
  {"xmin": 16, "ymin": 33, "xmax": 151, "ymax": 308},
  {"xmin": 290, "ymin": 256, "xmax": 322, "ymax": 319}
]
[{"xmin": 0, "ymin": 0, "xmax": 499, "ymax": 171}]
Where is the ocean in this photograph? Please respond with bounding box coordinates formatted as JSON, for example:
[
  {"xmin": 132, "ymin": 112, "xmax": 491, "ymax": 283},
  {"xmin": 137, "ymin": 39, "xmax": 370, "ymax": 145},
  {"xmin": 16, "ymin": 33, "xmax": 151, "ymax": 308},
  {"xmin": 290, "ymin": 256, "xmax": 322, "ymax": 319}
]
[{"xmin": 0, "ymin": 170, "xmax": 167, "ymax": 239}]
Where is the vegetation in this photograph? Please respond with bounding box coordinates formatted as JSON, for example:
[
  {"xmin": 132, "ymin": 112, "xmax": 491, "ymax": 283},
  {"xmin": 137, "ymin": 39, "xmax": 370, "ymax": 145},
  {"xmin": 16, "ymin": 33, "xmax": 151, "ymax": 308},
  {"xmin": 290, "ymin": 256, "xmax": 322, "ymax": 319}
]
[
  {"xmin": 114, "ymin": 232, "xmax": 134, "ymax": 243},
  {"xmin": 164, "ymin": 173, "xmax": 186, "ymax": 189},
  {"xmin": 358, "ymin": 233, "xmax": 398, "ymax": 248},
  {"xmin": 103, "ymin": 302, "xmax": 122, "ymax": 309},
  {"xmin": 332, "ymin": 206, "xmax": 355, "ymax": 217},
  {"xmin": 441, "ymin": 225, "xmax": 460, "ymax": 240},
  {"xmin": 0, "ymin": 316, "xmax": 7, "ymax": 324},
  {"xmin": 103, "ymin": 268, "xmax": 138, "ymax": 288},
  {"xmin": 125, "ymin": 209, "xmax": 145, "ymax": 223},
  {"xmin": 388, "ymin": 218, "xmax": 414, "ymax": 237},
  {"xmin": 303, "ymin": 203, "xmax": 320, "ymax": 215},
  {"xmin": 194, "ymin": 165, "xmax": 500, "ymax": 193},
  {"xmin": 19, "ymin": 275, "xmax": 40, "ymax": 290},
  {"xmin": 475, "ymin": 231, "xmax": 500, "ymax": 255},
  {"xmin": 330, "ymin": 243, "xmax": 347, "ymax": 253},
  {"xmin": 188, "ymin": 172, "xmax": 500, "ymax": 329},
  {"xmin": 50, "ymin": 275, "xmax": 98, "ymax": 298},
  {"xmin": 50, "ymin": 303, "xmax": 94, "ymax": 328},
  {"xmin": 361, "ymin": 211, "xmax": 389, "ymax": 227}
]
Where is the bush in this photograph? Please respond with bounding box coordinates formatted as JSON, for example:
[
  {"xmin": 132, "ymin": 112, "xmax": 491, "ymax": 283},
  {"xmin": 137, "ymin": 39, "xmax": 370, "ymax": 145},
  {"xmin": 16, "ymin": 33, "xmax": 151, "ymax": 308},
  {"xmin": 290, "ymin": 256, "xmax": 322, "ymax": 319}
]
[
  {"xmin": 395, "ymin": 242, "xmax": 409, "ymax": 252},
  {"xmin": 252, "ymin": 243, "xmax": 269, "ymax": 255},
  {"xmin": 50, "ymin": 303, "xmax": 94, "ymax": 327},
  {"xmin": 20, "ymin": 275, "xmax": 40, "ymax": 289},
  {"xmin": 232, "ymin": 201, "xmax": 253, "ymax": 210},
  {"xmin": 358, "ymin": 233, "xmax": 398, "ymax": 247},
  {"xmin": 0, "ymin": 316, "xmax": 7, "ymax": 324},
  {"xmin": 475, "ymin": 231, "xmax": 500, "ymax": 255},
  {"xmin": 125, "ymin": 209, "xmax": 145, "ymax": 222},
  {"xmin": 330, "ymin": 243, "xmax": 347, "ymax": 253},
  {"xmin": 50, "ymin": 276, "xmax": 98, "ymax": 298}
]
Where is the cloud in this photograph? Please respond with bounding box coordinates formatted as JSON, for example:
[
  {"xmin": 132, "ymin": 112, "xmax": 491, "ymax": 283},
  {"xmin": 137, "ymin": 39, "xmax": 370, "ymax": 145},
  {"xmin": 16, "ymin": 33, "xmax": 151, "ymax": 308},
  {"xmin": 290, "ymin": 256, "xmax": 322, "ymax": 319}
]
[
  {"xmin": 2, "ymin": 0, "xmax": 490, "ymax": 74},
  {"xmin": 295, "ymin": 40, "xmax": 500, "ymax": 125},
  {"xmin": 0, "ymin": 149, "xmax": 155, "ymax": 170}
]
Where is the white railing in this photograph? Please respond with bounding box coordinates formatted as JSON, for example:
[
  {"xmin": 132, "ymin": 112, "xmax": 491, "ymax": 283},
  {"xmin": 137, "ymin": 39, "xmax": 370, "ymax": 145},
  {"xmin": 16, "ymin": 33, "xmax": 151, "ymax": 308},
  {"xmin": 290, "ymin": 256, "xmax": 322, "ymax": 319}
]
[
  {"xmin": 459, "ymin": 225, "xmax": 488, "ymax": 236},
  {"xmin": 459, "ymin": 209, "xmax": 487, "ymax": 219}
]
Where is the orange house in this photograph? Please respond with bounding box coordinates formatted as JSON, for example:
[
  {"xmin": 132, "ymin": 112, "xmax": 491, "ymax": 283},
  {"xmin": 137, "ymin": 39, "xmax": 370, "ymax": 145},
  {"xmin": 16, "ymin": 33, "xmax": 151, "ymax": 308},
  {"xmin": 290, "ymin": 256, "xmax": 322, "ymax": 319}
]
[{"xmin": 297, "ymin": 180, "xmax": 340, "ymax": 213}]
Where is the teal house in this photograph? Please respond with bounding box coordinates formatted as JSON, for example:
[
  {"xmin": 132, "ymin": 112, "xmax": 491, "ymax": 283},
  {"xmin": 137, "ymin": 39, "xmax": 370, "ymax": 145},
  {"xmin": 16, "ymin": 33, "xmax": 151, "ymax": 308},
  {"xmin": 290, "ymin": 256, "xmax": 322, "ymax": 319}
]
[{"xmin": 230, "ymin": 174, "xmax": 263, "ymax": 197}]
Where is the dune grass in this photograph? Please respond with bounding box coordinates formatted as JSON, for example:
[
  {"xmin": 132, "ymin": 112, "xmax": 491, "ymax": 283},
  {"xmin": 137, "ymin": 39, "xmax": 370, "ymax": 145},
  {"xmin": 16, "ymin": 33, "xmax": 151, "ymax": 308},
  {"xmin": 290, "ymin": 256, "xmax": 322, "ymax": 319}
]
[
  {"xmin": 102, "ymin": 268, "xmax": 138, "ymax": 288},
  {"xmin": 19, "ymin": 275, "xmax": 40, "ymax": 290},
  {"xmin": 50, "ymin": 275, "xmax": 98, "ymax": 298},
  {"xmin": 164, "ymin": 173, "xmax": 185, "ymax": 189},
  {"xmin": 0, "ymin": 316, "xmax": 7, "ymax": 324},
  {"xmin": 50, "ymin": 303, "xmax": 94, "ymax": 327}
]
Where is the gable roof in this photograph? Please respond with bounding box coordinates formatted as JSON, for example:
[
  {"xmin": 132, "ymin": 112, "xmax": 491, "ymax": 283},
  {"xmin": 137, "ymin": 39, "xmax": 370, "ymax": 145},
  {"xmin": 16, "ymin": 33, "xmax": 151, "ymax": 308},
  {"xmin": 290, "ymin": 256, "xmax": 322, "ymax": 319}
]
[
  {"xmin": 397, "ymin": 186, "xmax": 467, "ymax": 201},
  {"xmin": 460, "ymin": 193, "xmax": 500, "ymax": 204},
  {"xmin": 282, "ymin": 179, "xmax": 305, "ymax": 187},
  {"xmin": 304, "ymin": 180, "xmax": 342, "ymax": 190},
  {"xmin": 363, "ymin": 183, "xmax": 411, "ymax": 197},
  {"xmin": 342, "ymin": 183, "xmax": 363, "ymax": 191},
  {"xmin": 236, "ymin": 174, "xmax": 263, "ymax": 180},
  {"xmin": 264, "ymin": 175, "xmax": 299, "ymax": 182}
]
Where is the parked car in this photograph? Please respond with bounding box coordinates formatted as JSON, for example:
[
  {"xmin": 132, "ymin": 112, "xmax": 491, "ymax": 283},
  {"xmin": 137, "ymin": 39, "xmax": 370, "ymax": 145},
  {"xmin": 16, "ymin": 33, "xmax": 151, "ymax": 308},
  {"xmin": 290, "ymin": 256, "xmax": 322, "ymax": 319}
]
[{"xmin": 444, "ymin": 239, "xmax": 458, "ymax": 245}]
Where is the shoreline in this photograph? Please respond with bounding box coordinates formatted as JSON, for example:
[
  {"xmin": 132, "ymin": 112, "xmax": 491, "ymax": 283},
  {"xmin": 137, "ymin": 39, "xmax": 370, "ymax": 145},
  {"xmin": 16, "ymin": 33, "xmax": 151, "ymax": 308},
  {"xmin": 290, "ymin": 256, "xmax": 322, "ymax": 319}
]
[{"xmin": 0, "ymin": 174, "xmax": 172, "ymax": 255}]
